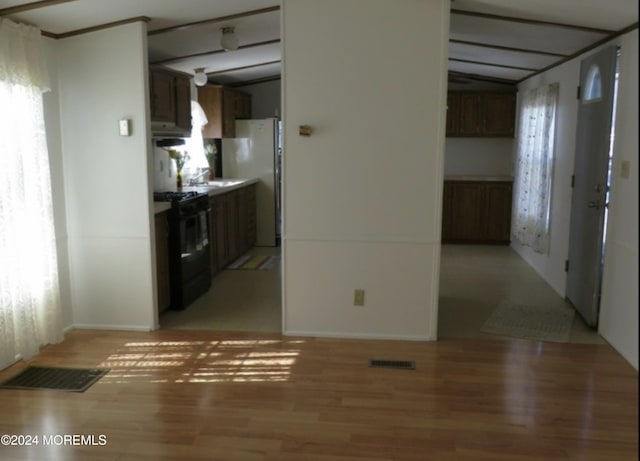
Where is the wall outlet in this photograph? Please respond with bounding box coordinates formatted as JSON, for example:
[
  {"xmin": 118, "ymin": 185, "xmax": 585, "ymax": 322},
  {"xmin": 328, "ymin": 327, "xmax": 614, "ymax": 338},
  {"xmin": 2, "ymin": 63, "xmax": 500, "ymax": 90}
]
[{"xmin": 353, "ymin": 289, "xmax": 365, "ymax": 306}]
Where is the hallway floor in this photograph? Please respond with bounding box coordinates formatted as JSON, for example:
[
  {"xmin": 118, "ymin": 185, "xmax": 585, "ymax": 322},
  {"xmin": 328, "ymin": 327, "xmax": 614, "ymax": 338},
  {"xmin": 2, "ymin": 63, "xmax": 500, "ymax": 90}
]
[
  {"xmin": 160, "ymin": 246, "xmax": 282, "ymax": 333},
  {"xmin": 162, "ymin": 244, "xmax": 605, "ymax": 346},
  {"xmin": 438, "ymin": 244, "xmax": 605, "ymax": 344}
]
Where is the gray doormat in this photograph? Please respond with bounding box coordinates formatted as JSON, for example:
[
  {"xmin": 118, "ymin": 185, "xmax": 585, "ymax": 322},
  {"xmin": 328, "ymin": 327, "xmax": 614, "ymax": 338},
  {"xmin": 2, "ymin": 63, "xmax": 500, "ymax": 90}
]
[
  {"xmin": 481, "ymin": 302, "xmax": 575, "ymax": 343},
  {"xmin": 0, "ymin": 366, "xmax": 109, "ymax": 392}
]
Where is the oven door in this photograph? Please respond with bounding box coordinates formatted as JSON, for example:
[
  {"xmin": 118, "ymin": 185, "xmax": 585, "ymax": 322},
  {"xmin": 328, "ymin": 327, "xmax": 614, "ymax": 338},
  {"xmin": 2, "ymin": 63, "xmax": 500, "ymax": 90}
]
[
  {"xmin": 168, "ymin": 197, "xmax": 211, "ymax": 309},
  {"xmin": 179, "ymin": 206, "xmax": 211, "ymax": 282}
]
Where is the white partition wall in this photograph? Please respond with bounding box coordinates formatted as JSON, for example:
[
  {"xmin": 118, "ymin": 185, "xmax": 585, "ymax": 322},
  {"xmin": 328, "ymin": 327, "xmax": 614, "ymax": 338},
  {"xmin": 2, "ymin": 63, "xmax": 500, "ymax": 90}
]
[
  {"xmin": 56, "ymin": 22, "xmax": 156, "ymax": 330},
  {"xmin": 281, "ymin": 0, "xmax": 449, "ymax": 340}
]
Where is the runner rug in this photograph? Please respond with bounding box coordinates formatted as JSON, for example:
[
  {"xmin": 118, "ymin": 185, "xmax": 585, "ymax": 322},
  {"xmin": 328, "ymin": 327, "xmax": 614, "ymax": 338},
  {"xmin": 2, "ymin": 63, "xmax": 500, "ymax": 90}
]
[
  {"xmin": 480, "ymin": 302, "xmax": 575, "ymax": 343},
  {"xmin": 227, "ymin": 254, "xmax": 279, "ymax": 270}
]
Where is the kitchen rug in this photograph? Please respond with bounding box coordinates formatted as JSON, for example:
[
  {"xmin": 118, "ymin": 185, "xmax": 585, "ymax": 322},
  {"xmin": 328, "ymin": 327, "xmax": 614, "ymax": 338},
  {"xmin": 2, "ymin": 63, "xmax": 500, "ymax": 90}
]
[
  {"xmin": 0, "ymin": 366, "xmax": 109, "ymax": 392},
  {"xmin": 227, "ymin": 254, "xmax": 277, "ymax": 270},
  {"xmin": 480, "ymin": 302, "xmax": 575, "ymax": 343}
]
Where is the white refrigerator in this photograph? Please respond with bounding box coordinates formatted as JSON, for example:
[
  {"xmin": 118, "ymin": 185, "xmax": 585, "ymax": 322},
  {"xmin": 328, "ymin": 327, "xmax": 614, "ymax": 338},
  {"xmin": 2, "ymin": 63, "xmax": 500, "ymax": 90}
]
[{"xmin": 221, "ymin": 118, "xmax": 280, "ymax": 246}]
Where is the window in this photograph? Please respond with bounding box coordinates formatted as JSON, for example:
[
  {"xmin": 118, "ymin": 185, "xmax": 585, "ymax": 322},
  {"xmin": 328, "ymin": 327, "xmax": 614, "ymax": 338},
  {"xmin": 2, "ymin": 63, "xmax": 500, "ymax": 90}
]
[
  {"xmin": 584, "ymin": 64, "xmax": 602, "ymax": 102},
  {"xmin": 0, "ymin": 18, "xmax": 63, "ymax": 369},
  {"xmin": 512, "ymin": 83, "xmax": 559, "ymax": 254}
]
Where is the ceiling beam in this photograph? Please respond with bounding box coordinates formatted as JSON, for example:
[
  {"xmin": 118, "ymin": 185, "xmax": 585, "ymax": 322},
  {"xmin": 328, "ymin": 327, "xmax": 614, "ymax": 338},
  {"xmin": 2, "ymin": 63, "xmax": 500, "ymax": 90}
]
[
  {"xmin": 148, "ymin": 5, "xmax": 280, "ymax": 36},
  {"xmin": 450, "ymin": 39, "xmax": 568, "ymax": 58},
  {"xmin": 0, "ymin": 0, "xmax": 77, "ymax": 16},
  {"xmin": 227, "ymin": 74, "xmax": 281, "ymax": 88},
  {"xmin": 205, "ymin": 60, "xmax": 280, "ymax": 76},
  {"xmin": 448, "ymin": 71, "xmax": 517, "ymax": 86},
  {"xmin": 54, "ymin": 16, "xmax": 151, "ymax": 39},
  {"xmin": 150, "ymin": 38, "xmax": 280, "ymax": 65},
  {"xmin": 450, "ymin": 9, "xmax": 615, "ymax": 35},
  {"xmin": 449, "ymin": 58, "xmax": 537, "ymax": 72},
  {"xmin": 518, "ymin": 22, "xmax": 639, "ymax": 83}
]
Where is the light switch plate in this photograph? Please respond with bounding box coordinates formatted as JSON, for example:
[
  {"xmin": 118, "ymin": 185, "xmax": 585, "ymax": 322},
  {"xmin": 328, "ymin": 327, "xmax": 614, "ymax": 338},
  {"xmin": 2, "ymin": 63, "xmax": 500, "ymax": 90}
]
[{"xmin": 119, "ymin": 119, "xmax": 131, "ymax": 136}]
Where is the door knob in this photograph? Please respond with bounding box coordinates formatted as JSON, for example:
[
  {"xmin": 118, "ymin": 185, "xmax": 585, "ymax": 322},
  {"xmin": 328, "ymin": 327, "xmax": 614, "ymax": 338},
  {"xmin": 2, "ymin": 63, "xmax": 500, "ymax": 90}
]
[{"xmin": 587, "ymin": 201, "xmax": 601, "ymax": 209}]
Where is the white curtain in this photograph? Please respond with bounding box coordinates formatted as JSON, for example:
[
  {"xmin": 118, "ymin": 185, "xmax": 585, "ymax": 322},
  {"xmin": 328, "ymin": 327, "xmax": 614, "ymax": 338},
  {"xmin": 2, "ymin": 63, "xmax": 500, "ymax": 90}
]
[
  {"xmin": 512, "ymin": 83, "xmax": 559, "ymax": 254},
  {"xmin": 0, "ymin": 19, "xmax": 63, "ymax": 369}
]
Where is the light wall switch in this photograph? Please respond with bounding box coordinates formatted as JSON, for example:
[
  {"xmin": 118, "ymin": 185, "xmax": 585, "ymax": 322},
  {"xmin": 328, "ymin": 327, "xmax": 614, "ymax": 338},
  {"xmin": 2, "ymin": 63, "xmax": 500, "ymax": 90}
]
[
  {"xmin": 119, "ymin": 119, "xmax": 131, "ymax": 136},
  {"xmin": 353, "ymin": 289, "xmax": 365, "ymax": 306},
  {"xmin": 621, "ymin": 160, "xmax": 630, "ymax": 179}
]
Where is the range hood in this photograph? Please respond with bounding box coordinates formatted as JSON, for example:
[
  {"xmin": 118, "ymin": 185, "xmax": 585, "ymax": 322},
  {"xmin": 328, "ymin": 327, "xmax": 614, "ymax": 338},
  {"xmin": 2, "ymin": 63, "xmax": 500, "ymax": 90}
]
[{"xmin": 151, "ymin": 120, "xmax": 190, "ymax": 137}]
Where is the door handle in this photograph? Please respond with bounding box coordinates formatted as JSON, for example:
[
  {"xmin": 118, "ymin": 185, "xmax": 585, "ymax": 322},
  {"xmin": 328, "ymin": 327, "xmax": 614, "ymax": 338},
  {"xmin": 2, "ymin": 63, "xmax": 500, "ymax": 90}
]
[{"xmin": 587, "ymin": 201, "xmax": 601, "ymax": 209}]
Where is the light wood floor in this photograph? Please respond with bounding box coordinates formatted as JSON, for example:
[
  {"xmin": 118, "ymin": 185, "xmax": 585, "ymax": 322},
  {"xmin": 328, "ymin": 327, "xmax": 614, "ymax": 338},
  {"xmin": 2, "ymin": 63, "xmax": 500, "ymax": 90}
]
[{"xmin": 0, "ymin": 329, "xmax": 637, "ymax": 460}]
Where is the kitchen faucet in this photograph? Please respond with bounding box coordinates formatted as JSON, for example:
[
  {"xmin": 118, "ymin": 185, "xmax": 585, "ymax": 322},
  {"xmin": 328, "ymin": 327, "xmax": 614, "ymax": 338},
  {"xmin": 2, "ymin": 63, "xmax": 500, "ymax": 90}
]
[{"xmin": 188, "ymin": 168, "xmax": 210, "ymax": 186}]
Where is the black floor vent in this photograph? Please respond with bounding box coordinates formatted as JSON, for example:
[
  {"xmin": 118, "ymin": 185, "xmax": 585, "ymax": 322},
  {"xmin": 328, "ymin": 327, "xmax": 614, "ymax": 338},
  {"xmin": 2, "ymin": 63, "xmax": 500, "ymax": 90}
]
[
  {"xmin": 0, "ymin": 366, "xmax": 109, "ymax": 392},
  {"xmin": 369, "ymin": 359, "xmax": 415, "ymax": 370}
]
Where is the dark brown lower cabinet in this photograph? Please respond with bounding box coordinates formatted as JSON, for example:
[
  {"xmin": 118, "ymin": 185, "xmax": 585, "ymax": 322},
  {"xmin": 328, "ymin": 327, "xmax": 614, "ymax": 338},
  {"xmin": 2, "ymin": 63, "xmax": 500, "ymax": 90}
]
[
  {"xmin": 208, "ymin": 184, "xmax": 257, "ymax": 273},
  {"xmin": 442, "ymin": 180, "xmax": 513, "ymax": 244}
]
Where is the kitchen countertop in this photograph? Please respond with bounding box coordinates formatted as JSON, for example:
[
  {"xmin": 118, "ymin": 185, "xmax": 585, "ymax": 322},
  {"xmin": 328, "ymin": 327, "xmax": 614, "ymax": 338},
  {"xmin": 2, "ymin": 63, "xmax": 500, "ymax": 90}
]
[
  {"xmin": 153, "ymin": 179, "xmax": 258, "ymax": 214},
  {"xmin": 444, "ymin": 175, "xmax": 513, "ymax": 182},
  {"xmin": 181, "ymin": 178, "xmax": 259, "ymax": 197}
]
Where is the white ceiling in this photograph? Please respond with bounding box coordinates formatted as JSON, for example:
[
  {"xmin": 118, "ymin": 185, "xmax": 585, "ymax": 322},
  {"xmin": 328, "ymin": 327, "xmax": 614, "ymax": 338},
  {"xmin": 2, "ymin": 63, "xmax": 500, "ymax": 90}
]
[{"xmin": 1, "ymin": 0, "xmax": 638, "ymax": 88}]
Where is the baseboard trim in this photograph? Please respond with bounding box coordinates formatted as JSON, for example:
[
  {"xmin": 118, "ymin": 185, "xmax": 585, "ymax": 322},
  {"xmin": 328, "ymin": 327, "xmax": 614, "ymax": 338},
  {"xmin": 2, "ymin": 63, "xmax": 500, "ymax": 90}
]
[
  {"xmin": 283, "ymin": 330, "xmax": 434, "ymax": 342},
  {"xmin": 70, "ymin": 324, "xmax": 154, "ymax": 332}
]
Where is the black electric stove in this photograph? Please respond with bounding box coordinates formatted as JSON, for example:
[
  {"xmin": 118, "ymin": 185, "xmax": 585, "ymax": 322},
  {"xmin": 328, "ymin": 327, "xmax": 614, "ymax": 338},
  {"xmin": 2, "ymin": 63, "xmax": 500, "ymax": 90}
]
[{"xmin": 154, "ymin": 191, "xmax": 211, "ymax": 310}]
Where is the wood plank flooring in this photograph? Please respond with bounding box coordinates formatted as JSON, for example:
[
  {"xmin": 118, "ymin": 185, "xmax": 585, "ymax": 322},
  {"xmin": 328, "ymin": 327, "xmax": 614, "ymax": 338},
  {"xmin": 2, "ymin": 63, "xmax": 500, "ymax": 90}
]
[{"xmin": 0, "ymin": 329, "xmax": 637, "ymax": 460}]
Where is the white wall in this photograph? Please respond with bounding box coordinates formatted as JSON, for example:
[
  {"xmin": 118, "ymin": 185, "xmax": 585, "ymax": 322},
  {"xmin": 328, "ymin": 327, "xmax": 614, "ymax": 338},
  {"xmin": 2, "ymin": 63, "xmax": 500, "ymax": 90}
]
[
  {"xmin": 444, "ymin": 138, "xmax": 514, "ymax": 176},
  {"xmin": 598, "ymin": 30, "xmax": 639, "ymax": 370},
  {"xmin": 281, "ymin": 0, "xmax": 448, "ymax": 340},
  {"xmin": 42, "ymin": 38, "xmax": 72, "ymax": 329},
  {"xmin": 514, "ymin": 30, "xmax": 639, "ymax": 368},
  {"xmin": 56, "ymin": 22, "xmax": 156, "ymax": 330},
  {"xmin": 240, "ymin": 79, "xmax": 281, "ymax": 119}
]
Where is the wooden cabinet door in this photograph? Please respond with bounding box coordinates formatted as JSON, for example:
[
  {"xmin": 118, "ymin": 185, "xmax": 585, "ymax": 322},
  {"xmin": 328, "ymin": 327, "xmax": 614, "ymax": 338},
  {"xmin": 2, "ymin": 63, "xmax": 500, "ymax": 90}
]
[
  {"xmin": 441, "ymin": 181, "xmax": 453, "ymax": 240},
  {"xmin": 458, "ymin": 94, "xmax": 481, "ymax": 136},
  {"xmin": 215, "ymin": 194, "xmax": 227, "ymax": 269},
  {"xmin": 483, "ymin": 182, "xmax": 513, "ymax": 243},
  {"xmin": 155, "ymin": 212, "xmax": 170, "ymax": 313},
  {"xmin": 222, "ymin": 87, "xmax": 236, "ymax": 138},
  {"xmin": 234, "ymin": 91, "xmax": 252, "ymax": 119},
  {"xmin": 150, "ymin": 70, "xmax": 175, "ymax": 122},
  {"xmin": 237, "ymin": 187, "xmax": 249, "ymax": 255},
  {"xmin": 226, "ymin": 191, "xmax": 239, "ymax": 263},
  {"xmin": 175, "ymin": 76, "xmax": 192, "ymax": 132},
  {"xmin": 482, "ymin": 93, "xmax": 516, "ymax": 137},
  {"xmin": 446, "ymin": 93, "xmax": 459, "ymax": 137},
  {"xmin": 199, "ymin": 85, "xmax": 223, "ymax": 139},
  {"xmin": 449, "ymin": 182, "xmax": 484, "ymax": 240},
  {"xmin": 246, "ymin": 184, "xmax": 257, "ymax": 247}
]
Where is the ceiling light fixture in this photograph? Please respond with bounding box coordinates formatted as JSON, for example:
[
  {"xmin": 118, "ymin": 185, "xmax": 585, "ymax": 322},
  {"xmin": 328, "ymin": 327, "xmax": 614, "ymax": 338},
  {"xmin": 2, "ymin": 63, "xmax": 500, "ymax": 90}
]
[
  {"xmin": 193, "ymin": 68, "xmax": 208, "ymax": 86},
  {"xmin": 220, "ymin": 26, "xmax": 239, "ymax": 51}
]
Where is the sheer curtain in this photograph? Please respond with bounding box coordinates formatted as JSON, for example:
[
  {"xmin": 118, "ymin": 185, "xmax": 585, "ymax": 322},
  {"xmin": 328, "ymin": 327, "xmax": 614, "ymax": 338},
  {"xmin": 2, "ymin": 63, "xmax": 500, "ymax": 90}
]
[
  {"xmin": 0, "ymin": 19, "xmax": 63, "ymax": 369},
  {"xmin": 512, "ymin": 83, "xmax": 559, "ymax": 254}
]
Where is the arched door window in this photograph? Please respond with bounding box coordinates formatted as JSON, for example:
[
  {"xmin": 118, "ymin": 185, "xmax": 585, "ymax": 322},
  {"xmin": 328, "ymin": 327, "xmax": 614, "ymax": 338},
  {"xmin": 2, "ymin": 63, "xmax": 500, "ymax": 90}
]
[{"xmin": 584, "ymin": 65, "xmax": 602, "ymax": 102}]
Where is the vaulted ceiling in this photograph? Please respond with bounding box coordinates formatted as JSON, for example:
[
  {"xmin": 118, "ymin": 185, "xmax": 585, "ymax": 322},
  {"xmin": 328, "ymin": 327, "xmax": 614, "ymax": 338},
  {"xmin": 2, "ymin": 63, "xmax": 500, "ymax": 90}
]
[{"xmin": 1, "ymin": 0, "xmax": 638, "ymax": 88}]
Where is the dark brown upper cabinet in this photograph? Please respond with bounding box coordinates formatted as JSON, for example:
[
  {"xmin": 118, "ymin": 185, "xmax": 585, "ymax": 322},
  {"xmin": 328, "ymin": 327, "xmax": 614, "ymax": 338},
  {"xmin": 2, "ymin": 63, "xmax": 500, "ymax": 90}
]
[
  {"xmin": 149, "ymin": 66, "xmax": 192, "ymax": 134},
  {"xmin": 446, "ymin": 92, "xmax": 516, "ymax": 138},
  {"xmin": 198, "ymin": 84, "xmax": 253, "ymax": 138}
]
